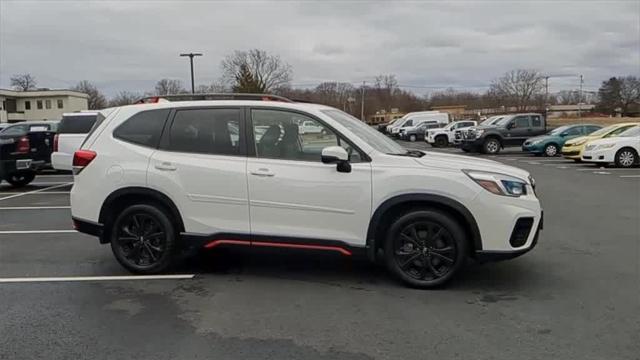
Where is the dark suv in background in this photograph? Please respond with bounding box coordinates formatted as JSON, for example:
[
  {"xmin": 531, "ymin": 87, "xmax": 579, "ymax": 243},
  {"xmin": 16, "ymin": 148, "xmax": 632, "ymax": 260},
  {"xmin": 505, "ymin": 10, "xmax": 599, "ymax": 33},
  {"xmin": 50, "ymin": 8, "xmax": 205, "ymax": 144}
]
[{"xmin": 461, "ymin": 113, "xmax": 546, "ymax": 154}]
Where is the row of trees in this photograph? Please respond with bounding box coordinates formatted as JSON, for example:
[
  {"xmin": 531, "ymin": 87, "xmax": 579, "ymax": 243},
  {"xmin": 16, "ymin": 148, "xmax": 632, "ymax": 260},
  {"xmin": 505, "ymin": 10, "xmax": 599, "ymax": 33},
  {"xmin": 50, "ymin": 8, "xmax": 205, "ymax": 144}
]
[{"xmin": 9, "ymin": 48, "xmax": 640, "ymax": 116}]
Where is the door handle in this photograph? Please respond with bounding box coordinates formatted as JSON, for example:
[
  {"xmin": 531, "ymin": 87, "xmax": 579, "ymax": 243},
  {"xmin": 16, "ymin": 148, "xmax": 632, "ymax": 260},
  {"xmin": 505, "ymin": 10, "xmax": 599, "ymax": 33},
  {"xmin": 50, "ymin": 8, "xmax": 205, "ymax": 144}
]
[
  {"xmin": 250, "ymin": 168, "xmax": 275, "ymax": 177},
  {"xmin": 155, "ymin": 162, "xmax": 177, "ymax": 171}
]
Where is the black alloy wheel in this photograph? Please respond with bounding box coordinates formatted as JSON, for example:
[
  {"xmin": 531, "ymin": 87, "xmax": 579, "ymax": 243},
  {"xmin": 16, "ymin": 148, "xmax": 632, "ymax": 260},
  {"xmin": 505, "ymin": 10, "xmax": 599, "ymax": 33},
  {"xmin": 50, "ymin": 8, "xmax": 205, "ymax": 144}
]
[
  {"xmin": 385, "ymin": 210, "xmax": 466, "ymax": 288},
  {"xmin": 110, "ymin": 204, "xmax": 177, "ymax": 274}
]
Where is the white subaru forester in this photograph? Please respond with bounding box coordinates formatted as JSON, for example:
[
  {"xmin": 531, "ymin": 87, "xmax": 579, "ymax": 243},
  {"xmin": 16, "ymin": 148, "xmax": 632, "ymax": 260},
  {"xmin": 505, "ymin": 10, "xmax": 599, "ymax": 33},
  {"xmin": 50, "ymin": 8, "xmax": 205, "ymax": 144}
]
[{"xmin": 71, "ymin": 94, "xmax": 542, "ymax": 288}]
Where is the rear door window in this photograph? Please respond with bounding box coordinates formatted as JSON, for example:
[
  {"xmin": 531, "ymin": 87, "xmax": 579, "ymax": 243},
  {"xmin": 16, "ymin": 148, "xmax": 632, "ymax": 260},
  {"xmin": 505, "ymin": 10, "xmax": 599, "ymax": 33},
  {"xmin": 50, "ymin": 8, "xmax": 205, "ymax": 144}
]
[
  {"xmin": 113, "ymin": 109, "xmax": 170, "ymax": 148},
  {"xmin": 512, "ymin": 116, "xmax": 530, "ymax": 128},
  {"xmin": 531, "ymin": 116, "xmax": 542, "ymax": 127},
  {"xmin": 167, "ymin": 108, "xmax": 243, "ymax": 156},
  {"xmin": 58, "ymin": 115, "xmax": 98, "ymax": 134}
]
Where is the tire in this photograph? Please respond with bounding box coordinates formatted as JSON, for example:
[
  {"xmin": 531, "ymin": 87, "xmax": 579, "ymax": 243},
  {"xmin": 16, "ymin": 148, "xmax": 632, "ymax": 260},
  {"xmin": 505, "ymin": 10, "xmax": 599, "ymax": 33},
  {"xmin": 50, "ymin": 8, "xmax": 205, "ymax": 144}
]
[
  {"xmin": 384, "ymin": 210, "xmax": 467, "ymax": 288},
  {"xmin": 482, "ymin": 138, "xmax": 501, "ymax": 154},
  {"xmin": 573, "ymin": 159, "xmax": 582, "ymax": 163},
  {"xmin": 461, "ymin": 148, "xmax": 471, "ymax": 153},
  {"xmin": 409, "ymin": 134, "xmax": 417, "ymax": 142},
  {"xmin": 543, "ymin": 143, "xmax": 559, "ymax": 157},
  {"xmin": 615, "ymin": 148, "xmax": 638, "ymax": 168},
  {"xmin": 435, "ymin": 136, "xmax": 448, "ymax": 148},
  {"xmin": 110, "ymin": 204, "xmax": 178, "ymax": 274},
  {"xmin": 5, "ymin": 172, "xmax": 36, "ymax": 187}
]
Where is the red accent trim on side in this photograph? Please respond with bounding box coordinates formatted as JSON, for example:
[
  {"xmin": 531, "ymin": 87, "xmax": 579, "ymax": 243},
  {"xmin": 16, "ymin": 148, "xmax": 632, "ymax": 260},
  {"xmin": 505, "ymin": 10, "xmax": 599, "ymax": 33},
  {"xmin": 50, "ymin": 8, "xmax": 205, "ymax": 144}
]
[
  {"xmin": 204, "ymin": 239, "xmax": 250, "ymax": 249},
  {"xmin": 252, "ymin": 241, "xmax": 352, "ymax": 256},
  {"xmin": 203, "ymin": 239, "xmax": 352, "ymax": 256}
]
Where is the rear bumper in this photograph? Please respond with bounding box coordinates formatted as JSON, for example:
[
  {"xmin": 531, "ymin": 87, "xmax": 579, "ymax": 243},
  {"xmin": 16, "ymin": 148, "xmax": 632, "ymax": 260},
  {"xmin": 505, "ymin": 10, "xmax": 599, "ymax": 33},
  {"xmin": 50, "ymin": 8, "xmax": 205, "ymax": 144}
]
[
  {"xmin": 72, "ymin": 217, "xmax": 104, "ymax": 238},
  {"xmin": 0, "ymin": 158, "xmax": 47, "ymax": 179},
  {"xmin": 51, "ymin": 152, "xmax": 73, "ymax": 171}
]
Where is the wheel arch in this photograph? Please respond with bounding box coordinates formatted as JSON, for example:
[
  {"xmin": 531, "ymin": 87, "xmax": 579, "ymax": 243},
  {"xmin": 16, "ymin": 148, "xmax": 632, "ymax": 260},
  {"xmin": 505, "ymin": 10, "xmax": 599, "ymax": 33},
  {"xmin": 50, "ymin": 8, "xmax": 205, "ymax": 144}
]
[
  {"xmin": 484, "ymin": 134, "xmax": 503, "ymax": 147},
  {"xmin": 98, "ymin": 187, "xmax": 185, "ymax": 244},
  {"xmin": 616, "ymin": 146, "xmax": 639, "ymax": 165},
  {"xmin": 365, "ymin": 194, "xmax": 482, "ymax": 261}
]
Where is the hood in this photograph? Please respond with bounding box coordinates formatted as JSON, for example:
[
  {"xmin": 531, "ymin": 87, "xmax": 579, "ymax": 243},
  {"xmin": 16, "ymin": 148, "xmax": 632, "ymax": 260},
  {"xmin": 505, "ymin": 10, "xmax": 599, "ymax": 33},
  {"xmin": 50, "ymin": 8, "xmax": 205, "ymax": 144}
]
[
  {"xmin": 526, "ymin": 134, "xmax": 554, "ymax": 143},
  {"xmin": 413, "ymin": 151, "xmax": 531, "ymax": 182},
  {"xmin": 564, "ymin": 135, "xmax": 595, "ymax": 146}
]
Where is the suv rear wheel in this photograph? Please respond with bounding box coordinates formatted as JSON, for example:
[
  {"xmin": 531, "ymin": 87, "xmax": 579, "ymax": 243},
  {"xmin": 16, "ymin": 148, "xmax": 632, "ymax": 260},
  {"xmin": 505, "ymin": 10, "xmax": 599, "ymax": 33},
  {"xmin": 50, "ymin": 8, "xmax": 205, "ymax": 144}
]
[
  {"xmin": 482, "ymin": 138, "xmax": 501, "ymax": 154},
  {"xmin": 110, "ymin": 204, "xmax": 178, "ymax": 274},
  {"xmin": 384, "ymin": 210, "xmax": 467, "ymax": 288}
]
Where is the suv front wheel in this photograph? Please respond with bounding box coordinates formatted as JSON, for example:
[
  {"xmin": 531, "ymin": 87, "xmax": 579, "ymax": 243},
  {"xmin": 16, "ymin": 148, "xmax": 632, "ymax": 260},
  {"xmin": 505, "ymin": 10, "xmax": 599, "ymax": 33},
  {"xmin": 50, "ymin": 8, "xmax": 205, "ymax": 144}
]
[
  {"xmin": 110, "ymin": 204, "xmax": 178, "ymax": 274},
  {"xmin": 385, "ymin": 210, "xmax": 467, "ymax": 288}
]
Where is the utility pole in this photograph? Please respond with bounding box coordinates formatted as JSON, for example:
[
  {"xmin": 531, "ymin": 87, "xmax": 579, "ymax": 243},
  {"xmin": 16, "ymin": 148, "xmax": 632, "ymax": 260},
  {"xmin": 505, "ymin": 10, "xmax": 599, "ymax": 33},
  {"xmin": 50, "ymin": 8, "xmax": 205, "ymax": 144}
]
[
  {"xmin": 180, "ymin": 52, "xmax": 203, "ymax": 94},
  {"xmin": 578, "ymin": 74, "xmax": 583, "ymax": 118},
  {"xmin": 360, "ymin": 81, "xmax": 365, "ymax": 122},
  {"xmin": 544, "ymin": 76, "xmax": 549, "ymax": 120}
]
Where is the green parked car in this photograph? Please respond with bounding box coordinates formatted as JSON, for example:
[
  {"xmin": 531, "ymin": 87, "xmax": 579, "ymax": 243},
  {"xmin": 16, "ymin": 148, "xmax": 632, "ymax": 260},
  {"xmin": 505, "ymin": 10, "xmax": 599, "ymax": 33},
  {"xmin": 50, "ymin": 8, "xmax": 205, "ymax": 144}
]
[{"xmin": 522, "ymin": 124, "xmax": 602, "ymax": 156}]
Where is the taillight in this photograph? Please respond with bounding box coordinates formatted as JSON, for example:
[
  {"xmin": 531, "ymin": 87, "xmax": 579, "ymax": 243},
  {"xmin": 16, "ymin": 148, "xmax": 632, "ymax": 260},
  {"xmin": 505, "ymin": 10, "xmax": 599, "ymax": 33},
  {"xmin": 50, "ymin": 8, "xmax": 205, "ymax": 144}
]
[
  {"xmin": 17, "ymin": 136, "xmax": 30, "ymax": 154},
  {"xmin": 53, "ymin": 134, "xmax": 59, "ymax": 152},
  {"xmin": 72, "ymin": 150, "xmax": 97, "ymax": 174}
]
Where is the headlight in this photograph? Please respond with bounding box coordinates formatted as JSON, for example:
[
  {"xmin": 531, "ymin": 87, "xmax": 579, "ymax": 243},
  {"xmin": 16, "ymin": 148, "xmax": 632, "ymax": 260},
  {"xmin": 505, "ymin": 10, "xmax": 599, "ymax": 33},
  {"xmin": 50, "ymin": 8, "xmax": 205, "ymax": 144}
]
[
  {"xmin": 463, "ymin": 170, "xmax": 528, "ymax": 197},
  {"xmin": 573, "ymin": 139, "xmax": 588, "ymax": 146},
  {"xmin": 529, "ymin": 139, "xmax": 543, "ymax": 145},
  {"xmin": 475, "ymin": 129, "xmax": 485, "ymax": 136}
]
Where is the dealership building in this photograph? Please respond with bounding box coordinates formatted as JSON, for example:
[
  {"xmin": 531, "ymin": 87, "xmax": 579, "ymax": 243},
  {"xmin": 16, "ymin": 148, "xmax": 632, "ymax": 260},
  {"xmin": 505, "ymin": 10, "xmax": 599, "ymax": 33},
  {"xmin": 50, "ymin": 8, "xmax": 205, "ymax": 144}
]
[{"xmin": 0, "ymin": 89, "xmax": 89, "ymax": 123}]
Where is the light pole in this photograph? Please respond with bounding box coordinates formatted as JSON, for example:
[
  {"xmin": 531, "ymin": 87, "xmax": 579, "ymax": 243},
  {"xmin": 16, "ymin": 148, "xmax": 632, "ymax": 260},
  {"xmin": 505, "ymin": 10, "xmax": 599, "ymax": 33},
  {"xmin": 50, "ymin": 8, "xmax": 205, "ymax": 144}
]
[
  {"xmin": 180, "ymin": 52, "xmax": 203, "ymax": 94},
  {"xmin": 360, "ymin": 81, "xmax": 366, "ymax": 122},
  {"xmin": 578, "ymin": 74, "xmax": 584, "ymax": 118}
]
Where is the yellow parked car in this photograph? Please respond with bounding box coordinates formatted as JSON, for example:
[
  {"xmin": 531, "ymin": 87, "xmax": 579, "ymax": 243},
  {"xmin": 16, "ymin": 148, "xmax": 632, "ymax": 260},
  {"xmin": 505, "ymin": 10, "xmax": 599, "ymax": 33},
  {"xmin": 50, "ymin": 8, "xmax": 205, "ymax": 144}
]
[{"xmin": 561, "ymin": 122, "xmax": 639, "ymax": 161}]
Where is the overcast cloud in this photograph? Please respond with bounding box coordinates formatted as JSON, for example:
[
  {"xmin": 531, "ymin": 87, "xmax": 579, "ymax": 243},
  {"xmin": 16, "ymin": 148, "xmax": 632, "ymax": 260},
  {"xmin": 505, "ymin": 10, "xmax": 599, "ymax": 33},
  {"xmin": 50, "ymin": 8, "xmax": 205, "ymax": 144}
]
[{"xmin": 0, "ymin": 0, "xmax": 638, "ymax": 96}]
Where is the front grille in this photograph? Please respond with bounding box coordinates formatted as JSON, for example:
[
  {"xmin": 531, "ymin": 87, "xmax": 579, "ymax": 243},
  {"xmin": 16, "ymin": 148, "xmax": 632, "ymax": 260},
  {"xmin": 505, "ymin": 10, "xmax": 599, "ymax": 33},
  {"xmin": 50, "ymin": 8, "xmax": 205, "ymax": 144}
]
[
  {"xmin": 454, "ymin": 131, "xmax": 462, "ymax": 139},
  {"xmin": 562, "ymin": 150, "xmax": 579, "ymax": 156},
  {"xmin": 463, "ymin": 130, "xmax": 476, "ymax": 140},
  {"xmin": 510, "ymin": 218, "xmax": 534, "ymax": 247}
]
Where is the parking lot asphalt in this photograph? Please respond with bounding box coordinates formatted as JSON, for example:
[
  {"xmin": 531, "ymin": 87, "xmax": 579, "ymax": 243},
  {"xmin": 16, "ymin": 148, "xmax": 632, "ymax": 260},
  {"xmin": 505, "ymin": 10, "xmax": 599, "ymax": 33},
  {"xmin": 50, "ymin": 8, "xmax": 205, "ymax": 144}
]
[{"xmin": 1, "ymin": 145, "xmax": 639, "ymax": 360}]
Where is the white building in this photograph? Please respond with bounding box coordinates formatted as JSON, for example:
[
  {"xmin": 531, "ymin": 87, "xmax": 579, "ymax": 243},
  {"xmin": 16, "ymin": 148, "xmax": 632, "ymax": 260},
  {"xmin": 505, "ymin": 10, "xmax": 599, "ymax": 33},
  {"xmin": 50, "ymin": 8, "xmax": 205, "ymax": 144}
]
[{"xmin": 0, "ymin": 89, "xmax": 89, "ymax": 123}]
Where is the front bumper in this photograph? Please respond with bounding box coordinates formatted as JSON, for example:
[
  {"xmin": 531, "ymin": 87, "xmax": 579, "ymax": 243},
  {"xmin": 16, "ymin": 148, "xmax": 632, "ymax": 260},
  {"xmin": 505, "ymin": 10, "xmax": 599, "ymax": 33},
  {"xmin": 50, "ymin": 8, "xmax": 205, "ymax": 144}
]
[
  {"xmin": 561, "ymin": 145, "xmax": 584, "ymax": 159},
  {"xmin": 461, "ymin": 138, "xmax": 483, "ymax": 150},
  {"xmin": 581, "ymin": 148, "xmax": 614, "ymax": 163},
  {"xmin": 522, "ymin": 142, "xmax": 544, "ymax": 154}
]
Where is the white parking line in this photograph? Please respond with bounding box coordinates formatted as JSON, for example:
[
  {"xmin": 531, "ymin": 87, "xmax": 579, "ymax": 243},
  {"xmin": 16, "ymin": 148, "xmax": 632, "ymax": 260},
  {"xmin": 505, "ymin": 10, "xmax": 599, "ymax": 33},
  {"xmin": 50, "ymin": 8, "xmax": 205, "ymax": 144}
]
[
  {"xmin": 0, "ymin": 191, "xmax": 70, "ymax": 195},
  {"xmin": 28, "ymin": 182, "xmax": 72, "ymax": 186},
  {"xmin": 0, "ymin": 182, "xmax": 73, "ymax": 202},
  {"xmin": 0, "ymin": 206, "xmax": 70, "ymax": 210},
  {"xmin": 0, "ymin": 274, "xmax": 195, "ymax": 284},
  {"xmin": 620, "ymin": 175, "xmax": 640, "ymax": 178},
  {"xmin": 35, "ymin": 174, "xmax": 74, "ymax": 178},
  {"xmin": 0, "ymin": 230, "xmax": 77, "ymax": 234},
  {"xmin": 577, "ymin": 168, "xmax": 640, "ymax": 171}
]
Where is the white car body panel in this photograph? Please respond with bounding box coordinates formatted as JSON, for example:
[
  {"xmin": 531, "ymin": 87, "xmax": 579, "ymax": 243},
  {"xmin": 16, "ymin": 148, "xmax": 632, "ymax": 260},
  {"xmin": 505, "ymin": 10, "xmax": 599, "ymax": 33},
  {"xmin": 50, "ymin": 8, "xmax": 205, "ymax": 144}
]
[{"xmin": 581, "ymin": 134, "xmax": 640, "ymax": 165}]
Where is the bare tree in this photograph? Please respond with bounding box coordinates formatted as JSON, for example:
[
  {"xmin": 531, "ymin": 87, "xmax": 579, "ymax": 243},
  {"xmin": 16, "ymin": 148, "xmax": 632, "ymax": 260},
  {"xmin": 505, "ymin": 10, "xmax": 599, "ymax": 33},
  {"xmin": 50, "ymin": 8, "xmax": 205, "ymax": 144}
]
[
  {"xmin": 221, "ymin": 49, "xmax": 292, "ymax": 93},
  {"xmin": 10, "ymin": 73, "xmax": 37, "ymax": 91},
  {"xmin": 73, "ymin": 80, "xmax": 107, "ymax": 110},
  {"xmin": 618, "ymin": 76, "xmax": 640, "ymax": 115},
  {"xmin": 314, "ymin": 82, "xmax": 356, "ymax": 110},
  {"xmin": 109, "ymin": 91, "xmax": 141, "ymax": 107},
  {"xmin": 154, "ymin": 79, "xmax": 185, "ymax": 95},
  {"xmin": 196, "ymin": 80, "xmax": 228, "ymax": 94},
  {"xmin": 490, "ymin": 69, "xmax": 545, "ymax": 111}
]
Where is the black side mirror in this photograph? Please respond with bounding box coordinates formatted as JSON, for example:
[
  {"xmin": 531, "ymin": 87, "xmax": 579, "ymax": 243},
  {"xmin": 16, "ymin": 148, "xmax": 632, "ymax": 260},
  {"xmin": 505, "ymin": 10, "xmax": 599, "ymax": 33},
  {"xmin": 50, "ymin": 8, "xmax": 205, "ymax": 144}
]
[{"xmin": 507, "ymin": 122, "xmax": 514, "ymax": 129}]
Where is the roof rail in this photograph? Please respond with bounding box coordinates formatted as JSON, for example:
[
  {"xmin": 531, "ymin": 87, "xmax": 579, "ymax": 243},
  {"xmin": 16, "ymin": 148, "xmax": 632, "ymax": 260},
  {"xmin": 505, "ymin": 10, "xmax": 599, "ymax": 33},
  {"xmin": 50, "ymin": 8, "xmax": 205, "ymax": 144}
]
[{"xmin": 134, "ymin": 93, "xmax": 294, "ymax": 104}]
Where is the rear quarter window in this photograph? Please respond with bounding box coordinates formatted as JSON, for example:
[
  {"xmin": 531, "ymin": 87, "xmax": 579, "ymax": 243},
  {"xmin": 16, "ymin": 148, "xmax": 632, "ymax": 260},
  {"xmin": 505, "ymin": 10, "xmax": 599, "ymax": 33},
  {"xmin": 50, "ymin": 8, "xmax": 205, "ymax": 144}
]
[
  {"xmin": 113, "ymin": 109, "xmax": 170, "ymax": 148},
  {"xmin": 58, "ymin": 115, "xmax": 98, "ymax": 134}
]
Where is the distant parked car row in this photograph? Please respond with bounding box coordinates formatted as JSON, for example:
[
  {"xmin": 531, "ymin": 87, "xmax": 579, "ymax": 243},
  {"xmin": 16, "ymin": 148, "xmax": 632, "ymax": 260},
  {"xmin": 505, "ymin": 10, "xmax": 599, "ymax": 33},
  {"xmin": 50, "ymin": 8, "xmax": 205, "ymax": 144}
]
[
  {"xmin": 0, "ymin": 111, "xmax": 100, "ymax": 187},
  {"xmin": 558, "ymin": 123, "xmax": 639, "ymax": 167}
]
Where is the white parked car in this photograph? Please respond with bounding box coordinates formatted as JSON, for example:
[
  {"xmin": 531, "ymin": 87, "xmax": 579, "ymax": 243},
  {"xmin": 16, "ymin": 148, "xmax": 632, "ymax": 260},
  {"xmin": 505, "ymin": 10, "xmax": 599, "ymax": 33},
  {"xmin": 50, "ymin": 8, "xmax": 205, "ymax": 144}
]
[
  {"xmin": 298, "ymin": 120, "xmax": 324, "ymax": 134},
  {"xmin": 386, "ymin": 111, "xmax": 439, "ymax": 134},
  {"xmin": 426, "ymin": 120, "xmax": 477, "ymax": 147},
  {"xmin": 51, "ymin": 112, "xmax": 100, "ymax": 171},
  {"xmin": 70, "ymin": 95, "xmax": 542, "ymax": 288},
  {"xmin": 581, "ymin": 125, "xmax": 639, "ymax": 168},
  {"xmin": 393, "ymin": 113, "xmax": 449, "ymax": 137}
]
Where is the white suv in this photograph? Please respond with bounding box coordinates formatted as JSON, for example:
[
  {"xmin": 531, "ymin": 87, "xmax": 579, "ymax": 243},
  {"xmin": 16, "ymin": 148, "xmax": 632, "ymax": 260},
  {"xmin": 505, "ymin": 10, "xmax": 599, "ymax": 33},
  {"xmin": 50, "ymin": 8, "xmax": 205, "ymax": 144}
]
[
  {"xmin": 426, "ymin": 120, "xmax": 477, "ymax": 147},
  {"xmin": 71, "ymin": 95, "xmax": 542, "ymax": 288}
]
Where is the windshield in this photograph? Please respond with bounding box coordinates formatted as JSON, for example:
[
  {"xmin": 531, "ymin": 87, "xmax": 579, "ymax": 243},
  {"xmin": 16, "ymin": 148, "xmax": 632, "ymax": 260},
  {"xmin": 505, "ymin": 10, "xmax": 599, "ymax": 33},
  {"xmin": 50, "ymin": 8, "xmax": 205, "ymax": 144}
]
[
  {"xmin": 482, "ymin": 116, "xmax": 502, "ymax": 126},
  {"xmin": 322, "ymin": 109, "xmax": 408, "ymax": 155},
  {"xmin": 619, "ymin": 126, "xmax": 640, "ymax": 137},
  {"xmin": 590, "ymin": 124, "xmax": 622, "ymax": 137},
  {"xmin": 444, "ymin": 122, "xmax": 457, "ymax": 130},
  {"xmin": 549, "ymin": 125, "xmax": 572, "ymax": 135},
  {"xmin": 495, "ymin": 116, "xmax": 512, "ymax": 126}
]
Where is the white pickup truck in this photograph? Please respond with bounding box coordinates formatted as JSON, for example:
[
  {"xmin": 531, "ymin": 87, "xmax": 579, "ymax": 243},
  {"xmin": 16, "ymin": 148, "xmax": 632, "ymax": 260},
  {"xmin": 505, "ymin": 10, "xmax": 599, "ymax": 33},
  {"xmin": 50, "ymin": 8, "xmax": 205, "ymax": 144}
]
[
  {"xmin": 51, "ymin": 112, "xmax": 100, "ymax": 171},
  {"xmin": 425, "ymin": 120, "xmax": 477, "ymax": 147}
]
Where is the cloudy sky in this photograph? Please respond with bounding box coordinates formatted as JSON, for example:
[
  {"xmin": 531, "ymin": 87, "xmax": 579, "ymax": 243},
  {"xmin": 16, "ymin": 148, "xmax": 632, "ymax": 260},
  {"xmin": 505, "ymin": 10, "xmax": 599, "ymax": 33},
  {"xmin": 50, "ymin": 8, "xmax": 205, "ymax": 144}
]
[{"xmin": 0, "ymin": 0, "xmax": 638, "ymax": 97}]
